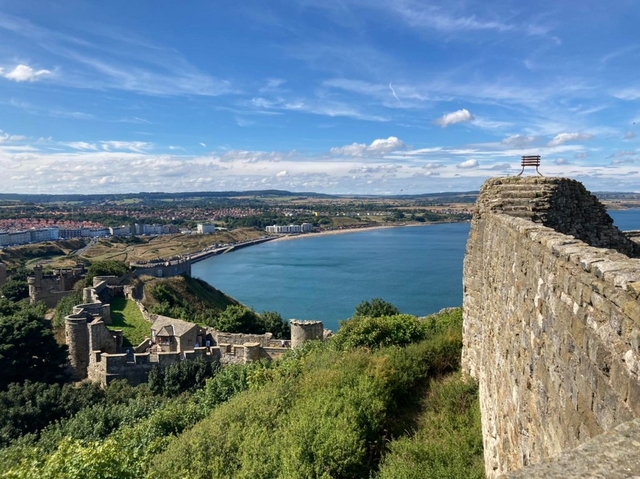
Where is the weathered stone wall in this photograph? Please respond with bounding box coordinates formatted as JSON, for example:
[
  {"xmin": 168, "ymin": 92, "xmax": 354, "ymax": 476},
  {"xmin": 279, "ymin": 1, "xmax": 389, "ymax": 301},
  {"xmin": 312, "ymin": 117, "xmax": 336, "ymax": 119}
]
[
  {"xmin": 463, "ymin": 177, "xmax": 640, "ymax": 478},
  {"xmin": 130, "ymin": 258, "xmax": 191, "ymax": 278},
  {"xmin": 88, "ymin": 347, "xmax": 220, "ymax": 386},
  {"xmin": 290, "ymin": 320, "xmax": 324, "ymax": 348},
  {"xmin": 28, "ymin": 265, "xmax": 85, "ymax": 308}
]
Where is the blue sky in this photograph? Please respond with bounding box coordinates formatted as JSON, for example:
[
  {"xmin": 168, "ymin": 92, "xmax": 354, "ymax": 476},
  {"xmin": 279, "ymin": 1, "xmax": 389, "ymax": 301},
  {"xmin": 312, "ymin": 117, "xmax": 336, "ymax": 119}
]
[{"xmin": 0, "ymin": 0, "xmax": 639, "ymax": 194}]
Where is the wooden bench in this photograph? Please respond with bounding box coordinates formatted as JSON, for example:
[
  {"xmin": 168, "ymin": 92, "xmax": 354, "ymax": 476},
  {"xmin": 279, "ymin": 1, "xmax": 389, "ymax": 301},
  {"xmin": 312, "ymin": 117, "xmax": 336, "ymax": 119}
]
[{"xmin": 517, "ymin": 155, "xmax": 542, "ymax": 176}]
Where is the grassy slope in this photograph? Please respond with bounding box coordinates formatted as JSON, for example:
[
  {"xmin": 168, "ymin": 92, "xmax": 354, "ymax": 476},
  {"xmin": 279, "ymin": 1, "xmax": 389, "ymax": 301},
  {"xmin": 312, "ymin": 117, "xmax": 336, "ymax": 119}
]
[
  {"xmin": 109, "ymin": 297, "xmax": 151, "ymax": 347},
  {"xmin": 150, "ymin": 309, "xmax": 484, "ymax": 479},
  {"xmin": 76, "ymin": 228, "xmax": 264, "ymax": 265},
  {"xmin": 141, "ymin": 275, "xmax": 240, "ymax": 318},
  {"xmin": 0, "ymin": 239, "xmax": 87, "ymax": 269}
]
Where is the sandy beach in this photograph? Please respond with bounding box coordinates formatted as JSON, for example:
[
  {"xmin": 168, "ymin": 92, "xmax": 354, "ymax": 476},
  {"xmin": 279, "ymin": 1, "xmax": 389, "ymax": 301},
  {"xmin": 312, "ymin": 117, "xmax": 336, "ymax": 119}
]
[{"xmin": 269, "ymin": 222, "xmax": 450, "ymax": 243}]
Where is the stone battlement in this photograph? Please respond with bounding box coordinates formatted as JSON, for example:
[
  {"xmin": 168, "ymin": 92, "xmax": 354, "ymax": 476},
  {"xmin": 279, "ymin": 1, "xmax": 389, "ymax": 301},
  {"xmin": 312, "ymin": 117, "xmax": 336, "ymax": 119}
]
[
  {"xmin": 88, "ymin": 347, "xmax": 220, "ymax": 386},
  {"xmin": 463, "ymin": 177, "xmax": 640, "ymax": 477},
  {"xmin": 130, "ymin": 257, "xmax": 191, "ymax": 278}
]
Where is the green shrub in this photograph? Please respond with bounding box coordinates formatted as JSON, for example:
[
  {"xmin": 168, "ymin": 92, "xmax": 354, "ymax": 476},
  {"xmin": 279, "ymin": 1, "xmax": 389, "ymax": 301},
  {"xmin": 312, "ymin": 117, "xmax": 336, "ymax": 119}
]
[
  {"xmin": 376, "ymin": 374, "xmax": 484, "ymax": 479},
  {"xmin": 353, "ymin": 298, "xmax": 401, "ymax": 318},
  {"xmin": 148, "ymin": 357, "xmax": 216, "ymax": 397},
  {"xmin": 333, "ymin": 313, "xmax": 429, "ymax": 350}
]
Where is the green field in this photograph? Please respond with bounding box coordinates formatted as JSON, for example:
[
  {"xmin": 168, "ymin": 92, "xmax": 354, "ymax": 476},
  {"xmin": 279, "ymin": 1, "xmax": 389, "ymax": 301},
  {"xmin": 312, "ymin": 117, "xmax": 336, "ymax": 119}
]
[{"xmin": 109, "ymin": 297, "xmax": 151, "ymax": 347}]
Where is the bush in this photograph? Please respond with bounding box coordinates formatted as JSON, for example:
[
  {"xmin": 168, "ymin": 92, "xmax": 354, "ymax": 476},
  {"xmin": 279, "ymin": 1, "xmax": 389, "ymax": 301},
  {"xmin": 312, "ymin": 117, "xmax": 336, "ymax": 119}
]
[
  {"xmin": 334, "ymin": 313, "xmax": 429, "ymax": 351},
  {"xmin": 376, "ymin": 375, "xmax": 484, "ymax": 479},
  {"xmin": 148, "ymin": 358, "xmax": 217, "ymax": 397},
  {"xmin": 52, "ymin": 291, "xmax": 82, "ymax": 329},
  {"xmin": 353, "ymin": 298, "xmax": 401, "ymax": 318},
  {"xmin": 84, "ymin": 260, "xmax": 128, "ymax": 286},
  {"xmin": 0, "ymin": 381, "xmax": 106, "ymax": 447}
]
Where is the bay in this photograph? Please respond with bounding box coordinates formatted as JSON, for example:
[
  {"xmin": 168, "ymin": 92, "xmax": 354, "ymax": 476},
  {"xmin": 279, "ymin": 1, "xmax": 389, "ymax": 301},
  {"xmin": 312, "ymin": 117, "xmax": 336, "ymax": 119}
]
[
  {"xmin": 192, "ymin": 209, "xmax": 640, "ymax": 332},
  {"xmin": 609, "ymin": 209, "xmax": 640, "ymax": 231},
  {"xmin": 192, "ymin": 223, "xmax": 470, "ymax": 332}
]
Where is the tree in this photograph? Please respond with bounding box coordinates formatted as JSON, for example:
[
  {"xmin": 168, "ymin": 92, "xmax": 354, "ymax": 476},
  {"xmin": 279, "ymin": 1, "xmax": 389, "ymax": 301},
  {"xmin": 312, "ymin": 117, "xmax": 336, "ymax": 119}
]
[
  {"xmin": 1, "ymin": 278, "xmax": 29, "ymax": 302},
  {"xmin": 215, "ymin": 305, "xmax": 262, "ymax": 333},
  {"xmin": 334, "ymin": 314, "xmax": 428, "ymax": 350},
  {"xmin": 353, "ymin": 298, "xmax": 401, "ymax": 318},
  {"xmin": 0, "ymin": 309, "xmax": 69, "ymax": 388},
  {"xmin": 84, "ymin": 260, "xmax": 129, "ymax": 286},
  {"xmin": 53, "ymin": 290, "xmax": 83, "ymax": 329},
  {"xmin": 260, "ymin": 311, "xmax": 290, "ymax": 339}
]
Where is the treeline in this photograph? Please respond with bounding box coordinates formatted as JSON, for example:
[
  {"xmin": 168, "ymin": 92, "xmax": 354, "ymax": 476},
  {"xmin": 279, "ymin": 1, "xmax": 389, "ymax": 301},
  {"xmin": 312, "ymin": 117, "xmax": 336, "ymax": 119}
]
[{"xmin": 0, "ymin": 301, "xmax": 483, "ymax": 478}]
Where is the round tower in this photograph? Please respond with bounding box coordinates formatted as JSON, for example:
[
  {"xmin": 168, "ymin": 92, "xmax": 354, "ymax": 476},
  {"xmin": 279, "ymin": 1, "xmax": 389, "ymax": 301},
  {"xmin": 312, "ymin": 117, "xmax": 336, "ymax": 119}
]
[
  {"xmin": 65, "ymin": 315, "xmax": 90, "ymax": 379},
  {"xmin": 290, "ymin": 320, "xmax": 324, "ymax": 348}
]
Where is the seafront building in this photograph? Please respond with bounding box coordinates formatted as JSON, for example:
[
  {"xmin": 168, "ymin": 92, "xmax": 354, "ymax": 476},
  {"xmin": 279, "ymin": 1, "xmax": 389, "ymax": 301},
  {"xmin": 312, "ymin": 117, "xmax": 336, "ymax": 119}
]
[
  {"xmin": 0, "ymin": 222, "xmax": 181, "ymax": 248},
  {"xmin": 197, "ymin": 223, "xmax": 216, "ymax": 234},
  {"xmin": 265, "ymin": 223, "xmax": 313, "ymax": 234}
]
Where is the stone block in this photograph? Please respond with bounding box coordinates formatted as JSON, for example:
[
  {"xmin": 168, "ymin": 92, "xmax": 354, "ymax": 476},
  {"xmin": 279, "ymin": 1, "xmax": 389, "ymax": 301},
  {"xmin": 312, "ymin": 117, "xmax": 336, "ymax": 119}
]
[{"xmin": 623, "ymin": 300, "xmax": 640, "ymax": 327}]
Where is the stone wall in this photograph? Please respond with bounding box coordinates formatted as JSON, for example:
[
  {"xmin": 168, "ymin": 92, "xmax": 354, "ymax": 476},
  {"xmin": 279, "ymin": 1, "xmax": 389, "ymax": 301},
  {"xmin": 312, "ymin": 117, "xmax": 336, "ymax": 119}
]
[
  {"xmin": 88, "ymin": 347, "xmax": 220, "ymax": 386},
  {"xmin": 463, "ymin": 177, "xmax": 640, "ymax": 477},
  {"xmin": 290, "ymin": 320, "xmax": 324, "ymax": 348},
  {"xmin": 28, "ymin": 264, "xmax": 85, "ymax": 308},
  {"xmin": 130, "ymin": 258, "xmax": 191, "ymax": 278}
]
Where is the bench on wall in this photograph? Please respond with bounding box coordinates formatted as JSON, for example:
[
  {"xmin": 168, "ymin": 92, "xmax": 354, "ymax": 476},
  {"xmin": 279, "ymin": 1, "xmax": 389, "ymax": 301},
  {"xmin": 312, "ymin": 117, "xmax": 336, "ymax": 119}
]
[{"xmin": 517, "ymin": 155, "xmax": 542, "ymax": 176}]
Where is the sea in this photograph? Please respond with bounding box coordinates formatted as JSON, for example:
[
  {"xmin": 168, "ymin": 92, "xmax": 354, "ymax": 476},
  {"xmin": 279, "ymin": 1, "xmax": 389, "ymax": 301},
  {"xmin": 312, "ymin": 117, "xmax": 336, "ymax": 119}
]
[{"xmin": 192, "ymin": 209, "xmax": 640, "ymax": 332}]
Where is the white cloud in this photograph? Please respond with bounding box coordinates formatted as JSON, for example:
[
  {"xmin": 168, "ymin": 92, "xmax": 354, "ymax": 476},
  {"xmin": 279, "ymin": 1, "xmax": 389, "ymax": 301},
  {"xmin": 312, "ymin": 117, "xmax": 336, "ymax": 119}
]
[
  {"xmin": 490, "ymin": 163, "xmax": 512, "ymax": 170},
  {"xmin": 422, "ymin": 162, "xmax": 444, "ymax": 169},
  {"xmin": 199, "ymin": 143, "xmax": 206, "ymax": 147},
  {"xmin": 457, "ymin": 159, "xmax": 479, "ymax": 169},
  {"xmin": 434, "ymin": 109, "xmax": 475, "ymax": 127},
  {"xmin": 331, "ymin": 136, "xmax": 405, "ymax": 157},
  {"xmin": 554, "ymin": 158, "xmax": 569, "ymax": 165},
  {"xmin": 0, "ymin": 132, "xmax": 26, "ymax": 142},
  {"xmin": 624, "ymin": 131, "xmax": 636, "ymax": 140},
  {"xmin": 501, "ymin": 134, "xmax": 535, "ymax": 147},
  {"xmin": 276, "ymin": 170, "xmax": 289, "ymax": 177},
  {"xmin": 1, "ymin": 64, "xmax": 51, "ymax": 82},
  {"xmin": 611, "ymin": 158, "xmax": 636, "ymax": 165},
  {"xmin": 548, "ymin": 132, "xmax": 593, "ymax": 146}
]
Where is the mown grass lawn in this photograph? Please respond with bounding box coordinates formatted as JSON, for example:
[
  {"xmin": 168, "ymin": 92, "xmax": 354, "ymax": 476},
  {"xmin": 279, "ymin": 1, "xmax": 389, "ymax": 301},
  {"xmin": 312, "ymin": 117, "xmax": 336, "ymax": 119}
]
[{"xmin": 110, "ymin": 297, "xmax": 151, "ymax": 347}]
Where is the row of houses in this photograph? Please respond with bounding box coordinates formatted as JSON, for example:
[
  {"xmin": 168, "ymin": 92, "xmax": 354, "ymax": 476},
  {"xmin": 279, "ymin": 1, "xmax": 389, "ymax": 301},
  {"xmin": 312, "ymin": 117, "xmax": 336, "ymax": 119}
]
[
  {"xmin": 265, "ymin": 223, "xmax": 314, "ymax": 234},
  {"xmin": 0, "ymin": 222, "xmax": 217, "ymax": 247},
  {"xmin": 0, "ymin": 227, "xmax": 60, "ymax": 246}
]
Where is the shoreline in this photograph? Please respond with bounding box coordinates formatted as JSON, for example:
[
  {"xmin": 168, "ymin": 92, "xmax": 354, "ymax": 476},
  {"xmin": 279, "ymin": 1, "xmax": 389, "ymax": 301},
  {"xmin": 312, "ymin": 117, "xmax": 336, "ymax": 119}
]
[
  {"xmin": 269, "ymin": 221, "xmax": 465, "ymax": 243},
  {"xmin": 188, "ymin": 220, "xmax": 468, "ymax": 262}
]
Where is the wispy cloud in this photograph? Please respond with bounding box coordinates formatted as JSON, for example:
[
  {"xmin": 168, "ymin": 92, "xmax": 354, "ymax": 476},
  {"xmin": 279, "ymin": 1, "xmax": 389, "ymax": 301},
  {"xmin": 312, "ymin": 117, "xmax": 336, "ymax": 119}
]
[
  {"xmin": 548, "ymin": 132, "xmax": 593, "ymax": 146},
  {"xmin": 0, "ymin": 12, "xmax": 234, "ymax": 97},
  {"xmin": 249, "ymin": 96, "xmax": 388, "ymax": 121},
  {"xmin": 612, "ymin": 88, "xmax": 640, "ymax": 100},
  {"xmin": 501, "ymin": 135, "xmax": 535, "ymax": 147}
]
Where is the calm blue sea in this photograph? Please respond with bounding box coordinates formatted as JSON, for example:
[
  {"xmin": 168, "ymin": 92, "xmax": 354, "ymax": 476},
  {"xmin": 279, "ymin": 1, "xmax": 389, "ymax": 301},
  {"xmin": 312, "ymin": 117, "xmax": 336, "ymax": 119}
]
[{"xmin": 192, "ymin": 209, "xmax": 640, "ymax": 332}]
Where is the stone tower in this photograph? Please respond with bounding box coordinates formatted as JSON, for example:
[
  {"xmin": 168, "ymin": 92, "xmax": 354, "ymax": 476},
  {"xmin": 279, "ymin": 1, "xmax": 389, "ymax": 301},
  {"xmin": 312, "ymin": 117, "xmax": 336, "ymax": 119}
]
[
  {"xmin": 0, "ymin": 262, "xmax": 6, "ymax": 288},
  {"xmin": 65, "ymin": 315, "xmax": 90, "ymax": 379},
  {"xmin": 290, "ymin": 320, "xmax": 324, "ymax": 348}
]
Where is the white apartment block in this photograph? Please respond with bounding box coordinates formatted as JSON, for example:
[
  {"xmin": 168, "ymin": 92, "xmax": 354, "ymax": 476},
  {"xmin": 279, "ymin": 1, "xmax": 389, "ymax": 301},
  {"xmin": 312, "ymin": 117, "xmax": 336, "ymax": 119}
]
[{"xmin": 197, "ymin": 223, "xmax": 216, "ymax": 234}]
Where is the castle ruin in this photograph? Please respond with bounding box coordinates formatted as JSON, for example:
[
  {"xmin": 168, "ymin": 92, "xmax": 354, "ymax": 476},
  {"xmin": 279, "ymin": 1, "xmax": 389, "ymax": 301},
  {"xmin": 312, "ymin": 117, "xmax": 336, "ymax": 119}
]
[
  {"xmin": 463, "ymin": 177, "xmax": 640, "ymax": 477},
  {"xmin": 65, "ymin": 277, "xmax": 326, "ymax": 385},
  {"xmin": 28, "ymin": 264, "xmax": 85, "ymax": 308}
]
